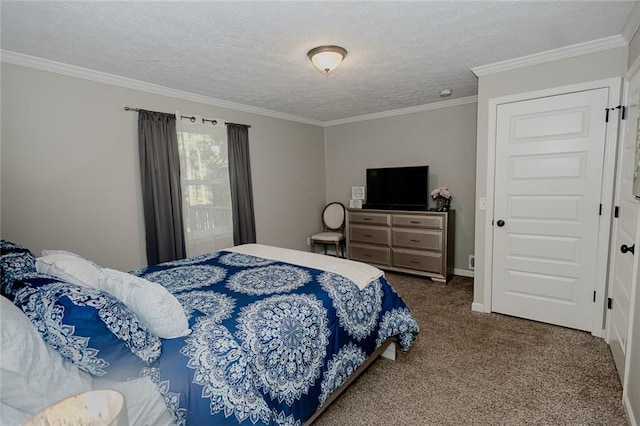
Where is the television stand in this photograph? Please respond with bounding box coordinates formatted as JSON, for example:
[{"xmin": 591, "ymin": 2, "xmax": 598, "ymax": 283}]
[{"xmin": 346, "ymin": 208, "xmax": 454, "ymax": 283}]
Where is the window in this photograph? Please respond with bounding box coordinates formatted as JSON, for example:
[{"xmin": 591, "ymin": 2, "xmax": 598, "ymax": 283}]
[{"xmin": 176, "ymin": 117, "xmax": 233, "ymax": 256}]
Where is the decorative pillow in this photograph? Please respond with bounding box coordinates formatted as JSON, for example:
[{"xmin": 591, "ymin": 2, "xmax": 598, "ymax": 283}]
[
  {"xmin": 98, "ymin": 268, "xmax": 190, "ymax": 339},
  {"xmin": 1, "ymin": 252, "xmax": 37, "ymax": 291},
  {"xmin": 12, "ymin": 276, "xmax": 162, "ymax": 380},
  {"xmin": 36, "ymin": 251, "xmax": 101, "ymax": 288},
  {"xmin": 0, "ymin": 239, "xmax": 31, "ymax": 254},
  {"xmin": 0, "ymin": 240, "xmax": 37, "ymax": 294},
  {"xmin": 0, "ymin": 296, "xmax": 93, "ymax": 416}
]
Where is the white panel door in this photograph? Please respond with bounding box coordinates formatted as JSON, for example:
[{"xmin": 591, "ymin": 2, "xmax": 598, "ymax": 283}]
[
  {"xmin": 607, "ymin": 71, "xmax": 640, "ymax": 381},
  {"xmin": 492, "ymin": 88, "xmax": 609, "ymax": 331}
]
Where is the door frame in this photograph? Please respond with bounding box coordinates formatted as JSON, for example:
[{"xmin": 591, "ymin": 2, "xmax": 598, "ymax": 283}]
[
  {"xmin": 621, "ymin": 53, "xmax": 640, "ymax": 425},
  {"xmin": 482, "ymin": 77, "xmax": 622, "ymax": 337},
  {"xmin": 605, "ymin": 67, "xmax": 640, "ymax": 378}
]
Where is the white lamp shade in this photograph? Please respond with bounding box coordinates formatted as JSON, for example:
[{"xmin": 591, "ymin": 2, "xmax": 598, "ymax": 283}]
[
  {"xmin": 23, "ymin": 390, "xmax": 128, "ymax": 426},
  {"xmin": 308, "ymin": 45, "xmax": 347, "ymax": 73}
]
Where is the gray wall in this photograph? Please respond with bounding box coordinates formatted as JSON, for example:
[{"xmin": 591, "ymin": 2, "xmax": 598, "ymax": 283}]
[
  {"xmin": 630, "ymin": 11, "xmax": 640, "ymax": 69},
  {"xmin": 630, "ymin": 32, "xmax": 640, "ymax": 70},
  {"xmin": 325, "ymin": 101, "xmax": 477, "ymax": 273},
  {"xmin": 473, "ymin": 46, "xmax": 628, "ymax": 308},
  {"xmin": 1, "ymin": 63, "xmax": 326, "ymax": 271}
]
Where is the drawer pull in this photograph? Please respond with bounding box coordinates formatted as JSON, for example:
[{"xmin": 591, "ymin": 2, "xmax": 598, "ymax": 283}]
[
  {"xmin": 364, "ymin": 234, "xmax": 373, "ymax": 238},
  {"xmin": 363, "ymin": 218, "xmax": 373, "ymax": 221},
  {"xmin": 410, "ymin": 260, "xmax": 421, "ymax": 264},
  {"xmin": 410, "ymin": 220, "xmax": 421, "ymax": 224},
  {"xmin": 410, "ymin": 239, "xmax": 421, "ymax": 242},
  {"xmin": 364, "ymin": 254, "xmax": 373, "ymax": 258}
]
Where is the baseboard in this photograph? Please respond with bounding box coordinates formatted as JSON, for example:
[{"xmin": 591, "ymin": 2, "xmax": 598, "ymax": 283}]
[
  {"xmin": 624, "ymin": 390, "xmax": 638, "ymax": 426},
  {"xmin": 471, "ymin": 302, "xmax": 485, "ymax": 312},
  {"xmin": 454, "ymin": 268, "xmax": 474, "ymax": 277}
]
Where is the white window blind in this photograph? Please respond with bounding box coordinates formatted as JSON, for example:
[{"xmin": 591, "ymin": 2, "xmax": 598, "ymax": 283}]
[{"xmin": 176, "ymin": 115, "xmax": 233, "ymax": 257}]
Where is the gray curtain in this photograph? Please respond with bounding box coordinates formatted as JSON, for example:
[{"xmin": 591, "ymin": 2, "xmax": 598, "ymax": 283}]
[
  {"xmin": 138, "ymin": 110, "xmax": 186, "ymax": 265},
  {"xmin": 227, "ymin": 123, "xmax": 256, "ymax": 245}
]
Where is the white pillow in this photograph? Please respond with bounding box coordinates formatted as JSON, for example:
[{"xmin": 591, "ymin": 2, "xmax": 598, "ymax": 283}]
[
  {"xmin": 0, "ymin": 297, "xmax": 93, "ymax": 417},
  {"xmin": 1, "ymin": 402, "xmax": 29, "ymax": 425},
  {"xmin": 36, "ymin": 251, "xmax": 101, "ymax": 288},
  {"xmin": 98, "ymin": 268, "xmax": 190, "ymax": 339}
]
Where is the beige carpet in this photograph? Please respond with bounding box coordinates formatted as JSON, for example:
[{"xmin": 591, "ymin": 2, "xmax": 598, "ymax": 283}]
[{"xmin": 313, "ymin": 273, "xmax": 628, "ymax": 425}]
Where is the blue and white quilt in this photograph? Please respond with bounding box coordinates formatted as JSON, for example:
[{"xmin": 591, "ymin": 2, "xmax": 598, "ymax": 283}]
[{"xmin": 133, "ymin": 247, "xmax": 420, "ymax": 426}]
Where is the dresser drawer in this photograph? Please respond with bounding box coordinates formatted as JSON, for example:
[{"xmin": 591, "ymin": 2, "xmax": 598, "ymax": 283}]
[
  {"xmin": 392, "ymin": 229, "xmax": 442, "ymax": 251},
  {"xmin": 350, "ymin": 244, "xmax": 390, "ymax": 266},
  {"xmin": 350, "ymin": 225, "xmax": 390, "ymax": 245},
  {"xmin": 349, "ymin": 212, "xmax": 390, "ymax": 226},
  {"xmin": 392, "ymin": 214, "xmax": 443, "ymax": 229},
  {"xmin": 346, "ymin": 208, "xmax": 453, "ymax": 282},
  {"xmin": 392, "ymin": 248, "xmax": 442, "ymax": 273}
]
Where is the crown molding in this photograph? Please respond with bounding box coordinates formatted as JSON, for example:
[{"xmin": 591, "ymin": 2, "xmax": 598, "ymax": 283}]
[
  {"xmin": 622, "ymin": 1, "xmax": 640, "ymax": 43},
  {"xmin": 0, "ymin": 50, "xmax": 325, "ymax": 127},
  {"xmin": 1, "ymin": 49, "xmax": 478, "ymax": 127},
  {"xmin": 322, "ymin": 96, "xmax": 478, "ymax": 127},
  {"xmin": 471, "ymin": 35, "xmax": 628, "ymax": 77}
]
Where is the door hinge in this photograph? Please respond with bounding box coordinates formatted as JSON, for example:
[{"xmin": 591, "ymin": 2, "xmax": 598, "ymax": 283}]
[
  {"xmin": 593, "ymin": 291, "xmax": 596, "ymax": 302},
  {"xmin": 606, "ymin": 105, "xmax": 627, "ymax": 122},
  {"xmin": 614, "ymin": 206, "xmax": 619, "ymax": 218},
  {"xmin": 608, "ymin": 298, "xmax": 613, "ymax": 310},
  {"xmin": 599, "ymin": 204, "xmax": 603, "ymax": 216}
]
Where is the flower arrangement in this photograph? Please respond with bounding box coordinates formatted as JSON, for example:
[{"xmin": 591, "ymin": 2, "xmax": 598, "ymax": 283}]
[{"xmin": 431, "ymin": 187, "xmax": 452, "ymax": 211}]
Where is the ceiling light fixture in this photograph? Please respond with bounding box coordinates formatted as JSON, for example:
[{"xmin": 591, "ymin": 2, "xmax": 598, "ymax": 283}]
[
  {"xmin": 307, "ymin": 45, "xmax": 347, "ymax": 74},
  {"xmin": 440, "ymin": 89, "xmax": 453, "ymax": 97}
]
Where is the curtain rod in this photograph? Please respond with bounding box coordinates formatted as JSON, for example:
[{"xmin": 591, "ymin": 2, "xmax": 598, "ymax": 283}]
[{"xmin": 124, "ymin": 106, "xmax": 251, "ymax": 128}]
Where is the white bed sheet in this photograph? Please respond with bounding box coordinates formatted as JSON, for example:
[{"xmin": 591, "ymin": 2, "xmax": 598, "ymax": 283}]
[{"xmin": 227, "ymin": 244, "xmax": 384, "ymax": 290}]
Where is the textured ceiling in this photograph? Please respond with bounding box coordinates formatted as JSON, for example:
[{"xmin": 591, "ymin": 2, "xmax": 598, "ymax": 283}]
[{"xmin": 1, "ymin": 1, "xmax": 635, "ymax": 122}]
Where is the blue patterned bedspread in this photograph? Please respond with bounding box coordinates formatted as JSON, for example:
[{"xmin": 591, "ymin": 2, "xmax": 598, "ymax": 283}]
[{"xmin": 134, "ymin": 250, "xmax": 419, "ymax": 426}]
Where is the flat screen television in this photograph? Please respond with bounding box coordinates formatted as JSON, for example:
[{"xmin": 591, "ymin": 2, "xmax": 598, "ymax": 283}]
[{"xmin": 364, "ymin": 165, "xmax": 429, "ymax": 210}]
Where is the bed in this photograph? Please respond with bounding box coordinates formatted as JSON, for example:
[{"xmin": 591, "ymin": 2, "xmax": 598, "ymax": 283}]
[{"xmin": 0, "ymin": 241, "xmax": 419, "ymax": 425}]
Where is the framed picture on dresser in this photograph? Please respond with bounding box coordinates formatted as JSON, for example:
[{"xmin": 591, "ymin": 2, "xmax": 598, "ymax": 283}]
[{"xmin": 349, "ymin": 199, "xmax": 363, "ymax": 209}]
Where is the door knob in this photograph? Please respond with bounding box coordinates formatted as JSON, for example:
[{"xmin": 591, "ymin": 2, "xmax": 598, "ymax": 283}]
[
  {"xmin": 496, "ymin": 220, "xmax": 505, "ymax": 227},
  {"xmin": 621, "ymin": 244, "xmax": 635, "ymax": 255}
]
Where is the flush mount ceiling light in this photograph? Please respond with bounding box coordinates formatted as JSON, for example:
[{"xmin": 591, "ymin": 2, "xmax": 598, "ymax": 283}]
[
  {"xmin": 307, "ymin": 45, "xmax": 348, "ymax": 74},
  {"xmin": 439, "ymin": 89, "xmax": 453, "ymax": 97}
]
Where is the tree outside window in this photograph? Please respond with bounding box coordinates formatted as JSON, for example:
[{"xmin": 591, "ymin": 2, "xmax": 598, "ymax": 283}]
[{"xmin": 177, "ymin": 122, "xmax": 233, "ymax": 256}]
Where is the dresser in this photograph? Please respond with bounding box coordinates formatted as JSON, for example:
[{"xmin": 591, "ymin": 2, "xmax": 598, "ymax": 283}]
[{"xmin": 347, "ymin": 208, "xmax": 454, "ymax": 283}]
